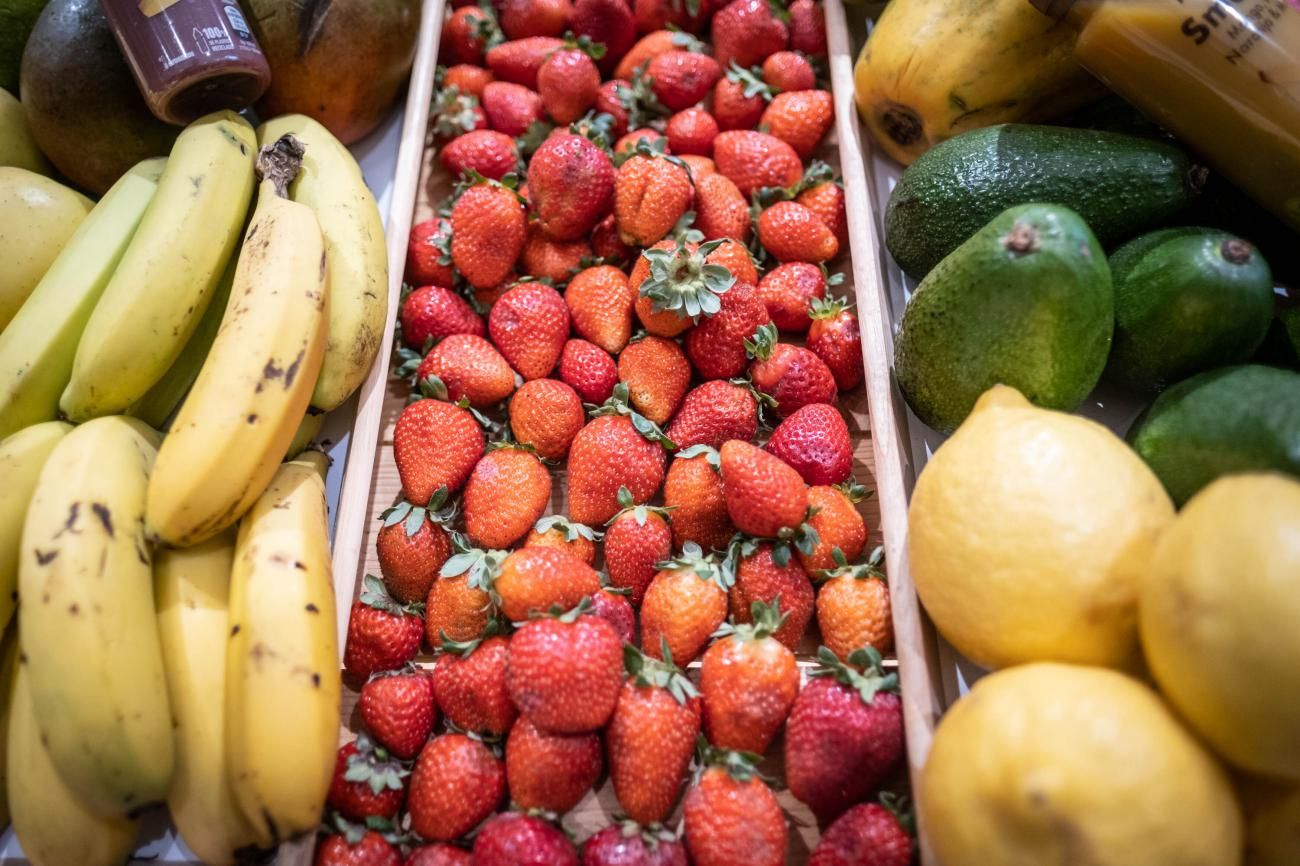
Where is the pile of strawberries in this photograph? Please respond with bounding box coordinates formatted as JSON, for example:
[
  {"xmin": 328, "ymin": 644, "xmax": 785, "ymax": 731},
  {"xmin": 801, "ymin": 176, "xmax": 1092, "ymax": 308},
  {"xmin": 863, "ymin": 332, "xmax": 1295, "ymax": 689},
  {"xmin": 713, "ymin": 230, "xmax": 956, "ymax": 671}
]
[{"xmin": 321, "ymin": 1, "xmax": 913, "ymax": 864}]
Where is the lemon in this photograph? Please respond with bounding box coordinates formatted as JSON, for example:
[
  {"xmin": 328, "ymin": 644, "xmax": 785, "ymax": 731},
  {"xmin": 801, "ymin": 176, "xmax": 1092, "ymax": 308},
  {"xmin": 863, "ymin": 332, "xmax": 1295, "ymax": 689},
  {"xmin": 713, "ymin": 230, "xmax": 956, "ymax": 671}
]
[
  {"xmin": 921, "ymin": 663, "xmax": 1242, "ymax": 866},
  {"xmin": 908, "ymin": 385, "xmax": 1175, "ymax": 670},
  {"xmin": 1239, "ymin": 777, "xmax": 1300, "ymax": 866},
  {"xmin": 1140, "ymin": 473, "xmax": 1300, "ymax": 780}
]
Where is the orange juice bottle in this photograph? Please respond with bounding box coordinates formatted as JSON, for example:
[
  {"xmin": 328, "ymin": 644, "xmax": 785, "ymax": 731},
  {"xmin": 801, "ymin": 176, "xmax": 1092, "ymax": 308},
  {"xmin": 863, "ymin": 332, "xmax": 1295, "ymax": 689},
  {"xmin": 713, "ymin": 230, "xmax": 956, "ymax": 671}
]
[{"xmin": 1032, "ymin": 0, "xmax": 1300, "ymax": 232}]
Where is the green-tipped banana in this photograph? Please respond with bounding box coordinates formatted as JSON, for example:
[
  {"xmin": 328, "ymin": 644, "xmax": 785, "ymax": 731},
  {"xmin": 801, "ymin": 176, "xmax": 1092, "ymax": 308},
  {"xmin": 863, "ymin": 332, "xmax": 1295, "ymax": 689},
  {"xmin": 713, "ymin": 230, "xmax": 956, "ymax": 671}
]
[{"xmin": 0, "ymin": 422, "xmax": 72, "ymax": 635}]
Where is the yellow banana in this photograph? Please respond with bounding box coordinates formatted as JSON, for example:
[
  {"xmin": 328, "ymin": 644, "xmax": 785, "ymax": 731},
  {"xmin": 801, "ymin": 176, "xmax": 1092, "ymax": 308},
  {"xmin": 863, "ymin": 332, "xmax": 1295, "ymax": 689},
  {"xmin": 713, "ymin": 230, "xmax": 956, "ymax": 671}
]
[
  {"xmin": 60, "ymin": 111, "xmax": 256, "ymax": 421},
  {"xmin": 258, "ymin": 115, "xmax": 389, "ymax": 411},
  {"xmin": 286, "ymin": 410, "xmax": 327, "ymax": 460},
  {"xmin": 18, "ymin": 415, "xmax": 173, "ymax": 816},
  {"xmin": 146, "ymin": 137, "xmax": 329, "ymax": 548},
  {"xmin": 0, "ymin": 421, "xmax": 72, "ymax": 635},
  {"xmin": 7, "ymin": 634, "xmax": 139, "ymax": 866},
  {"xmin": 0, "ymin": 158, "xmax": 164, "ymax": 440},
  {"xmin": 0, "ymin": 626, "xmax": 15, "ymax": 829},
  {"xmin": 226, "ymin": 453, "xmax": 339, "ymax": 845},
  {"xmin": 155, "ymin": 531, "xmax": 264, "ymax": 865}
]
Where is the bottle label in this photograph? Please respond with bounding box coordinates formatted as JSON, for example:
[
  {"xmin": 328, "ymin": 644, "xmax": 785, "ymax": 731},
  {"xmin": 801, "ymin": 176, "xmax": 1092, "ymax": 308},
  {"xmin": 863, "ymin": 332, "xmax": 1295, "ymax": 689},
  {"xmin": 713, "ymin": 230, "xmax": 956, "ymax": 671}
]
[{"xmin": 1179, "ymin": 0, "xmax": 1289, "ymax": 66}]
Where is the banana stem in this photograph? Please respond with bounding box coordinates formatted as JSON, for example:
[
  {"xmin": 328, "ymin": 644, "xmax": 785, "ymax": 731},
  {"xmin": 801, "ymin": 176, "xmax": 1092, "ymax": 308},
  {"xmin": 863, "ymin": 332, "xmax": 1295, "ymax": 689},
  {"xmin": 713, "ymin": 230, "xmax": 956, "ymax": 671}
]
[{"xmin": 256, "ymin": 134, "xmax": 306, "ymax": 199}]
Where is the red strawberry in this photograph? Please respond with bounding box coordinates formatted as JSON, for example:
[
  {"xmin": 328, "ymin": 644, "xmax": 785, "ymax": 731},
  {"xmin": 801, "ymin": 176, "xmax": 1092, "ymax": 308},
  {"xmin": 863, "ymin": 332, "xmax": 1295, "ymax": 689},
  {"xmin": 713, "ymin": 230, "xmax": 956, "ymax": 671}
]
[
  {"xmin": 408, "ymin": 733, "xmax": 506, "ymax": 841},
  {"xmin": 685, "ymin": 280, "xmax": 771, "ymax": 380},
  {"xmin": 315, "ymin": 829, "xmax": 401, "ymax": 866},
  {"xmin": 615, "ymin": 128, "xmax": 667, "ymax": 155},
  {"xmin": 481, "ymin": 81, "xmax": 545, "ymax": 136},
  {"xmin": 415, "ymin": 334, "xmax": 517, "ymax": 408},
  {"xmin": 765, "ymin": 402, "xmax": 852, "ymax": 486},
  {"xmin": 641, "ymin": 544, "xmax": 732, "ymax": 665},
  {"xmin": 559, "ymin": 338, "xmax": 619, "ymax": 404},
  {"xmin": 431, "ymin": 633, "xmax": 518, "ymax": 736},
  {"xmin": 712, "ymin": 130, "xmax": 802, "ymax": 197},
  {"xmin": 359, "ymin": 669, "xmax": 438, "ymax": 760},
  {"xmin": 758, "ymin": 262, "xmax": 826, "ymax": 332},
  {"xmin": 682, "ymin": 748, "xmax": 787, "ymax": 866},
  {"xmin": 376, "ymin": 496, "xmax": 455, "ymax": 605},
  {"xmin": 614, "ymin": 140, "xmax": 695, "ymax": 247},
  {"xmin": 524, "ymin": 515, "xmax": 601, "ymax": 564},
  {"xmin": 590, "ymin": 586, "xmax": 636, "ymax": 643},
  {"xmin": 663, "ymin": 445, "xmax": 735, "ymax": 551},
  {"xmin": 718, "ymin": 438, "xmax": 808, "ymax": 538},
  {"xmin": 665, "ymin": 381, "xmax": 760, "ymax": 451},
  {"xmin": 439, "ymin": 129, "xmax": 519, "ymax": 181},
  {"xmin": 499, "ymin": 0, "xmax": 571, "ymax": 39},
  {"xmin": 443, "ymin": 64, "xmax": 495, "ymax": 98},
  {"xmin": 632, "ymin": 0, "xmax": 714, "ymax": 35},
  {"xmin": 582, "ymin": 825, "xmax": 689, "ymax": 866},
  {"xmin": 590, "ymin": 212, "xmax": 635, "ymax": 263},
  {"xmin": 471, "ymin": 813, "xmax": 578, "ymax": 866},
  {"xmin": 426, "ymin": 544, "xmax": 501, "ymax": 649},
  {"xmin": 810, "ymin": 803, "xmax": 913, "ymax": 866},
  {"xmin": 712, "ymin": 73, "xmax": 765, "ymax": 131},
  {"xmin": 506, "ymin": 605, "xmax": 624, "ymax": 733},
  {"xmin": 486, "ymin": 36, "xmax": 566, "ymax": 88},
  {"xmin": 607, "ymin": 646, "xmax": 702, "ymax": 824},
  {"xmin": 567, "ymin": 265, "xmax": 637, "ymax": 354},
  {"xmin": 748, "ymin": 326, "xmax": 839, "ymax": 417},
  {"xmin": 762, "ymin": 51, "xmax": 815, "ymax": 92},
  {"xmin": 646, "ymin": 50, "xmax": 721, "ymax": 112},
  {"xmin": 632, "ymin": 239, "xmax": 739, "ymax": 338},
  {"xmin": 693, "ymin": 173, "xmax": 749, "ymax": 242},
  {"xmin": 710, "ymin": 0, "xmax": 788, "ymax": 69},
  {"xmin": 807, "ymin": 296, "xmax": 863, "ymax": 391},
  {"xmin": 604, "ymin": 486, "xmax": 674, "ymax": 604},
  {"xmin": 594, "ymin": 80, "xmax": 632, "ymax": 137},
  {"xmin": 785, "ymin": 648, "xmax": 905, "ymax": 822},
  {"xmin": 788, "ymin": 0, "xmax": 827, "ymax": 56},
  {"xmin": 440, "ymin": 5, "xmax": 493, "ymax": 66},
  {"xmin": 391, "ymin": 398, "xmax": 484, "ymax": 503},
  {"xmin": 495, "ymin": 546, "xmax": 603, "ymax": 621},
  {"xmin": 761, "ymin": 89, "xmax": 834, "ymax": 159},
  {"xmin": 616, "ymin": 29, "xmax": 677, "ymax": 80},
  {"xmin": 405, "ymin": 218, "xmax": 455, "ymax": 288},
  {"xmin": 344, "ymin": 576, "xmax": 426, "ymax": 679},
  {"xmin": 618, "ymin": 334, "xmax": 691, "ymax": 425},
  {"xmin": 400, "ymin": 285, "xmax": 485, "ymax": 351},
  {"xmin": 567, "ymin": 389, "xmax": 671, "ymax": 526},
  {"xmin": 450, "ymin": 177, "xmax": 526, "ymax": 288},
  {"xmin": 538, "ymin": 47, "xmax": 602, "ymax": 125},
  {"xmin": 680, "ymin": 153, "xmax": 715, "ymax": 178},
  {"xmin": 729, "ymin": 539, "xmax": 815, "ymax": 649},
  {"xmin": 570, "ymin": 0, "xmax": 638, "ymax": 75},
  {"xmin": 509, "ymin": 378, "xmax": 586, "ymax": 459},
  {"xmin": 464, "ymin": 446, "xmax": 553, "ymax": 549},
  {"xmin": 488, "ymin": 281, "xmax": 570, "ymax": 379},
  {"xmin": 520, "ymin": 224, "xmax": 591, "ymax": 284},
  {"xmin": 701, "ymin": 600, "xmax": 800, "ymax": 753},
  {"xmin": 505, "ymin": 717, "xmax": 603, "ymax": 813},
  {"xmin": 757, "ymin": 200, "xmax": 838, "ymax": 263},
  {"xmin": 797, "ymin": 179, "xmax": 849, "ymax": 250},
  {"xmin": 405, "ymin": 844, "xmax": 472, "ymax": 866},
  {"xmin": 528, "ymin": 134, "xmax": 616, "ymax": 241},
  {"xmin": 665, "ymin": 107, "xmax": 718, "ymax": 157},
  {"xmin": 327, "ymin": 736, "xmax": 407, "ymax": 821}
]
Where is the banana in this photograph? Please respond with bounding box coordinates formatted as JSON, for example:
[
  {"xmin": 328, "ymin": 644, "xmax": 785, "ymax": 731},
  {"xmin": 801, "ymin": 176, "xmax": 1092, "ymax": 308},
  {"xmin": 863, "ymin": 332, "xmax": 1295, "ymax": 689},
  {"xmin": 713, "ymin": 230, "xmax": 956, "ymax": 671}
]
[
  {"xmin": 7, "ymin": 632, "xmax": 140, "ymax": 866},
  {"xmin": 0, "ymin": 158, "xmax": 164, "ymax": 440},
  {"xmin": 18, "ymin": 415, "xmax": 174, "ymax": 816},
  {"xmin": 0, "ymin": 421, "xmax": 72, "ymax": 635},
  {"xmin": 286, "ymin": 410, "xmax": 327, "ymax": 460},
  {"xmin": 226, "ymin": 453, "xmax": 339, "ymax": 845},
  {"xmin": 60, "ymin": 111, "xmax": 256, "ymax": 421},
  {"xmin": 145, "ymin": 136, "xmax": 329, "ymax": 548},
  {"xmin": 155, "ymin": 531, "xmax": 264, "ymax": 865},
  {"xmin": 0, "ymin": 626, "xmax": 16, "ymax": 829},
  {"xmin": 258, "ymin": 115, "xmax": 389, "ymax": 411}
]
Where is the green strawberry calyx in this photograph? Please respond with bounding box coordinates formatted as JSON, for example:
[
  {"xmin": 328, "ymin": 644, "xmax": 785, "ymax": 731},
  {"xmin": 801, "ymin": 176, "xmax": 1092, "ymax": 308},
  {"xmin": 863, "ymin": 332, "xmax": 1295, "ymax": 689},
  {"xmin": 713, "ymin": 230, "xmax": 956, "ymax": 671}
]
[
  {"xmin": 725, "ymin": 62, "xmax": 773, "ymax": 101},
  {"xmin": 440, "ymin": 617, "xmax": 508, "ymax": 658},
  {"xmin": 616, "ymin": 63, "xmax": 671, "ymax": 131},
  {"xmin": 753, "ymin": 158, "xmax": 837, "ymax": 208},
  {"xmin": 587, "ymin": 383, "xmax": 677, "ymax": 450},
  {"xmin": 695, "ymin": 736, "xmax": 766, "ymax": 783},
  {"xmin": 674, "ymin": 443, "xmax": 722, "ymax": 470},
  {"xmin": 624, "ymin": 641, "xmax": 698, "ymax": 705},
  {"xmin": 378, "ymin": 487, "xmax": 458, "ymax": 538},
  {"xmin": 560, "ymin": 30, "xmax": 608, "ymax": 60},
  {"xmin": 639, "ymin": 238, "xmax": 736, "ymax": 320},
  {"xmin": 743, "ymin": 322, "xmax": 779, "ymax": 362},
  {"xmin": 568, "ymin": 111, "xmax": 618, "ymax": 153},
  {"xmin": 656, "ymin": 541, "xmax": 733, "ymax": 590},
  {"xmin": 814, "ymin": 545, "xmax": 885, "ymax": 583},
  {"xmin": 345, "ymin": 731, "xmax": 410, "ymax": 795},
  {"xmin": 614, "ymin": 816, "xmax": 679, "ymax": 847},
  {"xmin": 439, "ymin": 532, "xmax": 508, "ymax": 595},
  {"xmin": 430, "ymin": 85, "xmax": 482, "ymax": 140},
  {"xmin": 879, "ymin": 790, "xmax": 918, "ymax": 836},
  {"xmin": 360, "ymin": 575, "xmax": 425, "ymax": 618},
  {"xmin": 712, "ymin": 598, "xmax": 788, "ymax": 643},
  {"xmin": 609, "ymin": 484, "xmax": 676, "ymax": 527},
  {"xmin": 808, "ymin": 293, "xmax": 852, "ymax": 321},
  {"xmin": 811, "ymin": 645, "xmax": 900, "ymax": 703},
  {"xmin": 533, "ymin": 514, "xmax": 603, "ymax": 543},
  {"xmin": 331, "ymin": 813, "xmax": 404, "ymax": 846}
]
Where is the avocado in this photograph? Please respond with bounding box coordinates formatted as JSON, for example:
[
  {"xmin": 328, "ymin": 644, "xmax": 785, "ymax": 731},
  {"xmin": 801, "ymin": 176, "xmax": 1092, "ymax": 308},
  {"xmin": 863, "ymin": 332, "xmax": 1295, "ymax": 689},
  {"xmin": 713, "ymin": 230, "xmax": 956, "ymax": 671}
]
[
  {"xmin": 1128, "ymin": 365, "xmax": 1300, "ymax": 506},
  {"xmin": 894, "ymin": 203, "xmax": 1114, "ymax": 435},
  {"xmin": 1255, "ymin": 285, "xmax": 1300, "ymax": 371},
  {"xmin": 19, "ymin": 0, "xmax": 176, "ymax": 194},
  {"xmin": 0, "ymin": 0, "xmax": 46, "ymax": 92},
  {"xmin": 1105, "ymin": 228, "xmax": 1274, "ymax": 395},
  {"xmin": 885, "ymin": 124, "xmax": 1204, "ymax": 279}
]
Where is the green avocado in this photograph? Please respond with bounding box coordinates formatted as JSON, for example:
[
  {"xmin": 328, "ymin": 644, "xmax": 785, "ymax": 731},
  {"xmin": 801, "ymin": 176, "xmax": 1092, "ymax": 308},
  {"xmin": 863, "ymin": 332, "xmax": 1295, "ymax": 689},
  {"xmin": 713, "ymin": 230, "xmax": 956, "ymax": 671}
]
[{"xmin": 0, "ymin": 0, "xmax": 47, "ymax": 92}]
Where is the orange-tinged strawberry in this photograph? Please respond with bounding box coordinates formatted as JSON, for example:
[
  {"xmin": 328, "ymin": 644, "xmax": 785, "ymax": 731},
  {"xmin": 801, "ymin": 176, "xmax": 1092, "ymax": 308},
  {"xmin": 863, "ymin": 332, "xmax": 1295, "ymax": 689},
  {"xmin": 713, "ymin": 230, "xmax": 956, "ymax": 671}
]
[
  {"xmin": 528, "ymin": 133, "xmax": 616, "ymax": 242},
  {"xmin": 618, "ymin": 334, "xmax": 691, "ymax": 425},
  {"xmin": 567, "ymin": 265, "xmax": 637, "ymax": 354},
  {"xmin": 729, "ymin": 539, "xmax": 814, "ymax": 649},
  {"xmin": 666, "ymin": 381, "xmax": 760, "ymax": 451},
  {"xmin": 377, "ymin": 493, "xmax": 456, "ymax": 604},
  {"xmin": 615, "ymin": 29, "xmax": 677, "ymax": 81},
  {"xmin": 440, "ymin": 6, "xmax": 494, "ymax": 66},
  {"xmin": 568, "ymin": 387, "xmax": 672, "ymax": 525},
  {"xmin": 427, "ymin": 543, "xmax": 505, "ymax": 648},
  {"xmin": 711, "ymin": 0, "xmax": 789, "ymax": 69},
  {"xmin": 393, "ymin": 398, "xmax": 485, "ymax": 502},
  {"xmin": 816, "ymin": 547, "xmax": 892, "ymax": 659},
  {"xmin": 570, "ymin": 0, "xmax": 638, "ymax": 75},
  {"xmin": 693, "ymin": 173, "xmax": 750, "ymax": 242},
  {"xmin": 788, "ymin": 0, "xmax": 827, "ymax": 56},
  {"xmin": 431, "ymin": 632, "xmax": 518, "ymax": 735},
  {"xmin": 647, "ymin": 50, "xmax": 721, "ymax": 112},
  {"xmin": 766, "ymin": 403, "xmax": 853, "ymax": 487},
  {"xmin": 797, "ymin": 179, "xmax": 848, "ymax": 250},
  {"xmin": 665, "ymin": 107, "xmax": 718, "ymax": 156},
  {"xmin": 509, "ymin": 378, "xmax": 585, "ymax": 459},
  {"xmin": 506, "ymin": 605, "xmax": 624, "ymax": 733},
  {"xmin": 495, "ymin": 546, "xmax": 603, "ymax": 621},
  {"xmin": 464, "ymin": 446, "xmax": 553, "ymax": 549},
  {"xmin": 685, "ymin": 280, "xmax": 770, "ymax": 380},
  {"xmin": 614, "ymin": 141, "xmax": 695, "ymax": 247},
  {"xmin": 663, "ymin": 445, "xmax": 735, "ymax": 551},
  {"xmin": 481, "ymin": 81, "xmax": 545, "ymax": 136},
  {"xmin": 758, "ymin": 261, "xmax": 826, "ymax": 332},
  {"xmin": 713, "ymin": 130, "xmax": 802, "ymax": 197},
  {"xmin": 415, "ymin": 334, "xmax": 517, "ymax": 408},
  {"xmin": 712, "ymin": 73, "xmax": 765, "ymax": 131},
  {"xmin": 632, "ymin": 239, "xmax": 752, "ymax": 338},
  {"xmin": 400, "ymin": 284, "xmax": 485, "ymax": 351},
  {"xmin": 707, "ymin": 236, "xmax": 759, "ymax": 284},
  {"xmin": 747, "ymin": 325, "xmax": 839, "ymax": 417},
  {"xmin": 520, "ymin": 224, "xmax": 591, "ymax": 284},
  {"xmin": 615, "ymin": 128, "xmax": 668, "ymax": 155},
  {"xmin": 443, "ymin": 64, "xmax": 495, "ymax": 97},
  {"xmin": 505, "ymin": 717, "xmax": 603, "ymax": 814},
  {"xmin": 683, "ymin": 750, "xmax": 787, "ymax": 866},
  {"xmin": 641, "ymin": 544, "xmax": 732, "ymax": 665},
  {"xmin": 761, "ymin": 51, "xmax": 815, "ymax": 92},
  {"xmin": 408, "ymin": 733, "xmax": 505, "ymax": 841},
  {"xmin": 538, "ymin": 47, "xmax": 602, "ymax": 125},
  {"xmin": 604, "ymin": 486, "xmax": 674, "ymax": 604},
  {"xmin": 451, "ymin": 177, "xmax": 526, "ymax": 288},
  {"xmin": 499, "ymin": 0, "xmax": 571, "ymax": 39},
  {"xmin": 757, "ymin": 200, "xmax": 838, "ymax": 263},
  {"xmin": 680, "ymin": 154, "xmax": 716, "ymax": 178},
  {"xmin": 523, "ymin": 515, "xmax": 601, "ymax": 564},
  {"xmin": 486, "ymin": 36, "xmax": 566, "ymax": 88},
  {"xmin": 701, "ymin": 600, "xmax": 800, "ymax": 753},
  {"xmin": 761, "ymin": 89, "xmax": 833, "ymax": 159},
  {"xmin": 807, "ymin": 296, "xmax": 863, "ymax": 391},
  {"xmin": 406, "ymin": 217, "xmax": 456, "ymax": 288},
  {"xmin": 719, "ymin": 439, "xmax": 808, "ymax": 538},
  {"xmin": 801, "ymin": 481, "xmax": 870, "ymax": 569},
  {"xmin": 439, "ymin": 129, "xmax": 519, "ymax": 181}
]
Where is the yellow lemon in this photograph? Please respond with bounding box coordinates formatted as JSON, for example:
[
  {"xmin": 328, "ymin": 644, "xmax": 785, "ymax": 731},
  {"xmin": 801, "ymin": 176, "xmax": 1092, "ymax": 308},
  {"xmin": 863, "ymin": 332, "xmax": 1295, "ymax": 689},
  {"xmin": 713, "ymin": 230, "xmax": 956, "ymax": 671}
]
[
  {"xmin": 921, "ymin": 663, "xmax": 1242, "ymax": 866},
  {"xmin": 1239, "ymin": 777, "xmax": 1300, "ymax": 866},
  {"xmin": 1140, "ymin": 473, "xmax": 1300, "ymax": 780},
  {"xmin": 908, "ymin": 384, "xmax": 1175, "ymax": 669}
]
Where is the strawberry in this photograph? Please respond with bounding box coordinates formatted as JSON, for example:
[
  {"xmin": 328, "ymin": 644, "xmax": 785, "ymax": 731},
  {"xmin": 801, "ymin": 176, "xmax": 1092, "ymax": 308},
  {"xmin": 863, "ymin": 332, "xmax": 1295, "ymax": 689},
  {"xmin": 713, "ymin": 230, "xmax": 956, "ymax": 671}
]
[
  {"xmin": 758, "ymin": 262, "xmax": 826, "ymax": 332},
  {"xmin": 594, "ymin": 80, "xmax": 632, "ymax": 137},
  {"xmin": 499, "ymin": 0, "xmax": 571, "ymax": 39},
  {"xmin": 506, "ymin": 716, "xmax": 603, "ymax": 813},
  {"xmin": 443, "ymin": 64, "xmax": 495, "ymax": 97},
  {"xmin": 405, "ymin": 845, "xmax": 472, "ymax": 866},
  {"xmin": 538, "ymin": 47, "xmax": 602, "ymax": 125},
  {"xmin": 680, "ymin": 153, "xmax": 716, "ymax": 178},
  {"xmin": 762, "ymin": 51, "xmax": 815, "ymax": 92},
  {"xmin": 528, "ymin": 133, "xmax": 616, "ymax": 241},
  {"xmin": 646, "ymin": 50, "xmax": 721, "ymax": 111},
  {"xmin": 712, "ymin": 130, "xmax": 802, "ymax": 197},
  {"xmin": 607, "ymin": 645, "xmax": 702, "ymax": 824},
  {"xmin": 762, "ymin": 89, "xmax": 834, "ymax": 159},
  {"xmin": 785, "ymin": 648, "xmax": 904, "ymax": 821},
  {"xmin": 431, "ymin": 86, "xmax": 487, "ymax": 142},
  {"xmin": 464, "ymin": 446, "xmax": 553, "ymax": 549},
  {"xmin": 615, "ymin": 127, "xmax": 667, "ymax": 154},
  {"xmin": 472, "ymin": 279, "xmax": 514, "ymax": 310},
  {"xmin": 508, "ymin": 378, "xmax": 585, "ymax": 459},
  {"xmin": 486, "ymin": 37, "xmax": 566, "ymax": 88},
  {"xmin": 359, "ymin": 669, "xmax": 438, "ymax": 760},
  {"xmin": 440, "ymin": 6, "xmax": 493, "ymax": 66},
  {"xmin": 615, "ymin": 29, "xmax": 679, "ymax": 80},
  {"xmin": 665, "ymin": 107, "xmax": 718, "ymax": 156},
  {"xmin": 604, "ymin": 486, "xmax": 674, "ymax": 604},
  {"xmin": 810, "ymin": 798, "xmax": 914, "ymax": 866},
  {"xmin": 617, "ymin": 334, "xmax": 691, "ymax": 425},
  {"xmin": 567, "ymin": 387, "xmax": 672, "ymax": 526},
  {"xmin": 590, "ymin": 586, "xmax": 636, "ymax": 642},
  {"xmin": 641, "ymin": 543, "xmax": 732, "ymax": 664},
  {"xmin": 816, "ymin": 546, "xmax": 891, "ymax": 660},
  {"xmin": 663, "ymin": 445, "xmax": 735, "ymax": 551},
  {"xmin": 801, "ymin": 483, "xmax": 869, "ymax": 572},
  {"xmin": 797, "ymin": 179, "xmax": 848, "ymax": 250},
  {"xmin": 590, "ymin": 212, "xmax": 635, "ymax": 263},
  {"xmin": 710, "ymin": 0, "xmax": 788, "ymax": 69},
  {"xmin": 685, "ymin": 280, "xmax": 770, "ymax": 380},
  {"xmin": 682, "ymin": 747, "xmax": 787, "ymax": 866},
  {"xmin": 377, "ymin": 501, "xmax": 454, "ymax": 611},
  {"xmin": 583, "ymin": 824, "xmax": 689, "ymax": 866},
  {"xmin": 406, "ymin": 218, "xmax": 456, "ymax": 288},
  {"xmin": 728, "ymin": 538, "xmax": 814, "ymax": 649},
  {"xmin": 765, "ymin": 402, "xmax": 853, "ymax": 486},
  {"xmin": 414, "ymin": 335, "xmax": 517, "ymax": 408},
  {"xmin": 400, "ymin": 285, "xmax": 485, "ymax": 351},
  {"xmin": 471, "ymin": 812, "xmax": 578, "ymax": 866},
  {"xmin": 718, "ymin": 438, "xmax": 808, "ymax": 538},
  {"xmin": 506, "ymin": 603, "xmax": 624, "ymax": 732},
  {"xmin": 428, "ymin": 542, "xmax": 503, "ymax": 646},
  {"xmin": 327, "ymin": 736, "xmax": 407, "ymax": 821},
  {"xmin": 431, "ymin": 632, "xmax": 518, "ymax": 735},
  {"xmin": 614, "ymin": 140, "xmax": 694, "ymax": 247},
  {"xmin": 495, "ymin": 546, "xmax": 603, "ymax": 621},
  {"xmin": 693, "ymin": 173, "xmax": 750, "ymax": 242},
  {"xmin": 439, "ymin": 129, "xmax": 520, "ymax": 181},
  {"xmin": 665, "ymin": 381, "xmax": 759, "ymax": 450},
  {"xmin": 488, "ymin": 280, "xmax": 570, "ymax": 379},
  {"xmin": 788, "ymin": 0, "xmax": 827, "ymax": 57},
  {"xmin": 408, "ymin": 733, "xmax": 506, "ymax": 841},
  {"xmin": 520, "ymin": 224, "xmax": 591, "ymax": 284},
  {"xmin": 481, "ymin": 81, "xmax": 545, "ymax": 136},
  {"xmin": 633, "ymin": 0, "xmax": 714, "ymax": 35},
  {"xmin": 747, "ymin": 327, "xmax": 839, "ymax": 417},
  {"xmin": 807, "ymin": 296, "xmax": 863, "ymax": 391},
  {"xmin": 632, "ymin": 239, "xmax": 733, "ymax": 338},
  {"xmin": 559, "ymin": 338, "xmax": 619, "ymax": 404},
  {"xmin": 712, "ymin": 73, "xmax": 765, "ymax": 131},
  {"xmin": 315, "ymin": 829, "xmax": 401, "ymax": 866},
  {"xmin": 566, "ymin": 264, "xmax": 637, "ymax": 354},
  {"xmin": 450, "ymin": 176, "xmax": 526, "ymax": 289},
  {"xmin": 570, "ymin": 0, "xmax": 638, "ymax": 75},
  {"xmin": 757, "ymin": 200, "xmax": 838, "ymax": 263},
  {"xmin": 524, "ymin": 515, "xmax": 601, "ymax": 564},
  {"xmin": 701, "ymin": 600, "xmax": 800, "ymax": 753},
  {"xmin": 344, "ymin": 576, "xmax": 426, "ymax": 679}
]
